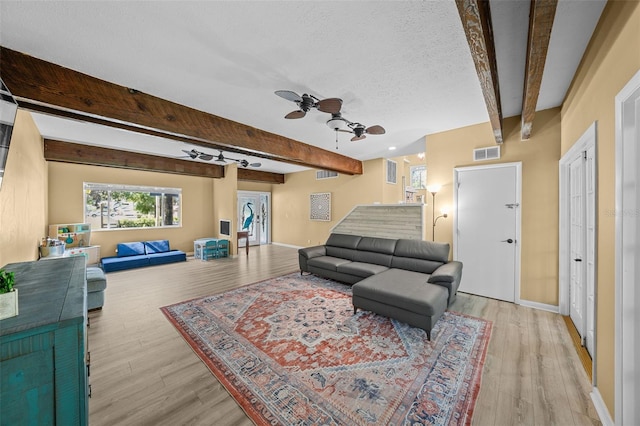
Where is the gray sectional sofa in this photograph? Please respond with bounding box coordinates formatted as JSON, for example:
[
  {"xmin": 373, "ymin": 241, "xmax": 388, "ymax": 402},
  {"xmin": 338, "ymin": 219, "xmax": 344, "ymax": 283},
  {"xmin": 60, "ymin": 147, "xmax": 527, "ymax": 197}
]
[{"xmin": 298, "ymin": 233, "xmax": 462, "ymax": 339}]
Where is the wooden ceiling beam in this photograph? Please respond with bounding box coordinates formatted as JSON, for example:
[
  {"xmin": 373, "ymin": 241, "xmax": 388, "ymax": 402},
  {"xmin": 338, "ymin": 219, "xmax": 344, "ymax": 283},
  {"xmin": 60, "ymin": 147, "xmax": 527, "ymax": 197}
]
[
  {"xmin": 2, "ymin": 47, "xmax": 362, "ymax": 175},
  {"xmin": 455, "ymin": 0, "xmax": 503, "ymax": 144},
  {"xmin": 44, "ymin": 139, "xmax": 225, "ymax": 178},
  {"xmin": 237, "ymin": 168, "xmax": 285, "ymax": 184},
  {"xmin": 521, "ymin": 0, "xmax": 558, "ymax": 140}
]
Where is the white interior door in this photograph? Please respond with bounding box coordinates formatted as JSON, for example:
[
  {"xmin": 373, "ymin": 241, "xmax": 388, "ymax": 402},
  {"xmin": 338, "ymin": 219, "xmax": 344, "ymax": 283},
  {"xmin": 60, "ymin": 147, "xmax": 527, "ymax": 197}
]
[
  {"xmin": 454, "ymin": 163, "xmax": 521, "ymax": 302},
  {"xmin": 569, "ymin": 154, "xmax": 586, "ymax": 340}
]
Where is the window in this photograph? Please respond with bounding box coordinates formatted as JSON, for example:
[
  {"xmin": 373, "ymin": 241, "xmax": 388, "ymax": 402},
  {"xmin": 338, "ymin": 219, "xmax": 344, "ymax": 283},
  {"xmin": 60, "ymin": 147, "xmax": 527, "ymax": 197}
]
[
  {"xmin": 84, "ymin": 183, "xmax": 181, "ymax": 230},
  {"xmin": 386, "ymin": 159, "xmax": 397, "ymax": 184},
  {"xmin": 410, "ymin": 165, "xmax": 427, "ymax": 189}
]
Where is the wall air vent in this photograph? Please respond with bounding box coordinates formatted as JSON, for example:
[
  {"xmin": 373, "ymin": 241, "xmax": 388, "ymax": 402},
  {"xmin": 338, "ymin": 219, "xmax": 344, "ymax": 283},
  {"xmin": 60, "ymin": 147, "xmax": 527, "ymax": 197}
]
[
  {"xmin": 316, "ymin": 170, "xmax": 338, "ymax": 180},
  {"xmin": 473, "ymin": 146, "xmax": 501, "ymax": 161}
]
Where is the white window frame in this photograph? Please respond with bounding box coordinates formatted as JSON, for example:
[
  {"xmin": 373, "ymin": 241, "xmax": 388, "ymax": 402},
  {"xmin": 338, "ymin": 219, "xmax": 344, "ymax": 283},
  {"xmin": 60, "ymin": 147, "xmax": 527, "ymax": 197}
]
[{"xmin": 83, "ymin": 182, "xmax": 182, "ymax": 230}]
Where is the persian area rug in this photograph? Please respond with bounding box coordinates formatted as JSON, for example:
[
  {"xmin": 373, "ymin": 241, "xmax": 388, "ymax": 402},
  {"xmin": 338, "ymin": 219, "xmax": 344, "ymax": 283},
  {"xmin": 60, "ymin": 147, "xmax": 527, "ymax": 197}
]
[{"xmin": 160, "ymin": 273, "xmax": 492, "ymax": 426}]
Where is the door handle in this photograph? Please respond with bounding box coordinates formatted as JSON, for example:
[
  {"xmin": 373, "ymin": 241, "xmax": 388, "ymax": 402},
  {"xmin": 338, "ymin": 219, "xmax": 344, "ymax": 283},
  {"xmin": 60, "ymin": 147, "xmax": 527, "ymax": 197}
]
[
  {"xmin": 574, "ymin": 258, "xmax": 583, "ymax": 262},
  {"xmin": 505, "ymin": 203, "xmax": 520, "ymax": 209},
  {"xmin": 501, "ymin": 239, "xmax": 515, "ymax": 244}
]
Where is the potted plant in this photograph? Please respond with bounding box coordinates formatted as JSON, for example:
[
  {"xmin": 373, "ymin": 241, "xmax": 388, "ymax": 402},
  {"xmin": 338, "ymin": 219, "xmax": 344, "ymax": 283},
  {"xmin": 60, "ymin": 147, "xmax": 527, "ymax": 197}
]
[{"xmin": 0, "ymin": 269, "xmax": 18, "ymax": 320}]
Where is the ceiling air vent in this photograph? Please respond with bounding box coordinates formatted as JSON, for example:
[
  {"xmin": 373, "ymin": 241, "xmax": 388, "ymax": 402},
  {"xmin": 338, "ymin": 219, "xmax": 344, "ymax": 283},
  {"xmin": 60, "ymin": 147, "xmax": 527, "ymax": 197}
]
[
  {"xmin": 316, "ymin": 170, "xmax": 338, "ymax": 180},
  {"xmin": 473, "ymin": 146, "xmax": 501, "ymax": 162}
]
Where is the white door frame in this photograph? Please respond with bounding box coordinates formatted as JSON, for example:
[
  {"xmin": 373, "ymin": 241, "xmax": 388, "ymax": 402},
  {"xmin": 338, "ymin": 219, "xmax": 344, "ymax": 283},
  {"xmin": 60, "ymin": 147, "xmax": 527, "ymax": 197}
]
[
  {"xmin": 453, "ymin": 162, "xmax": 522, "ymax": 304},
  {"xmin": 615, "ymin": 69, "xmax": 640, "ymax": 426},
  {"xmin": 558, "ymin": 121, "xmax": 598, "ymax": 380}
]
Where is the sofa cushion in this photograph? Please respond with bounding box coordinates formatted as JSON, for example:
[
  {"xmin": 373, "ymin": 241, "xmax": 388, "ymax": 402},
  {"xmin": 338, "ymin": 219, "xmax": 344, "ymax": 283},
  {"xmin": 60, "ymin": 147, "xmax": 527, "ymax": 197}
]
[
  {"xmin": 307, "ymin": 256, "xmax": 352, "ymax": 272},
  {"xmin": 144, "ymin": 240, "xmax": 170, "ymax": 254},
  {"xmin": 357, "ymin": 237, "xmax": 397, "ymax": 254},
  {"xmin": 86, "ymin": 266, "xmax": 107, "ymax": 292},
  {"xmin": 148, "ymin": 250, "xmax": 186, "ymax": 265},
  {"xmin": 326, "ymin": 233, "xmax": 362, "ymax": 249},
  {"xmin": 117, "ymin": 242, "xmax": 146, "ymax": 257},
  {"xmin": 101, "ymin": 254, "xmax": 150, "ymax": 272},
  {"xmin": 337, "ymin": 261, "xmax": 389, "ymax": 278},
  {"xmin": 393, "ymin": 239, "xmax": 450, "ymax": 262},
  {"xmin": 391, "ymin": 239, "xmax": 450, "ymax": 274},
  {"xmin": 353, "ymin": 269, "xmax": 448, "ymax": 316}
]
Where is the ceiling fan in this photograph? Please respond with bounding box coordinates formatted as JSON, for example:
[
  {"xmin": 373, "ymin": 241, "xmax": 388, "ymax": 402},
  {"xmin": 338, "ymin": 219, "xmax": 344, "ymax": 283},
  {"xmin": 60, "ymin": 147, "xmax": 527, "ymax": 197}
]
[
  {"xmin": 181, "ymin": 149, "xmax": 262, "ymax": 168},
  {"xmin": 276, "ymin": 89, "xmax": 385, "ymax": 148},
  {"xmin": 326, "ymin": 113, "xmax": 386, "ymax": 142},
  {"xmin": 275, "ymin": 90, "xmax": 343, "ymax": 118}
]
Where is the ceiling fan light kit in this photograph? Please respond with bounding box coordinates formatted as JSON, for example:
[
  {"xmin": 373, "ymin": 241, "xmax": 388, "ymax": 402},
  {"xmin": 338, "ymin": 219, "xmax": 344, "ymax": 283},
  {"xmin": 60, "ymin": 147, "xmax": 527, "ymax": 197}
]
[
  {"xmin": 180, "ymin": 149, "xmax": 261, "ymax": 168},
  {"xmin": 276, "ymin": 89, "xmax": 385, "ymax": 148}
]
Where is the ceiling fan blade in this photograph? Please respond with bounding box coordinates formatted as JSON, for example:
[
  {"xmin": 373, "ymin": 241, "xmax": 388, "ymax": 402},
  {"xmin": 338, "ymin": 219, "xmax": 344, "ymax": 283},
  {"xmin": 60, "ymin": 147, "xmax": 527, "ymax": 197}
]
[
  {"xmin": 250, "ymin": 162, "xmax": 262, "ymax": 167},
  {"xmin": 275, "ymin": 90, "xmax": 302, "ymax": 103},
  {"xmin": 351, "ymin": 135, "xmax": 367, "ymax": 142},
  {"xmin": 316, "ymin": 98, "xmax": 343, "ymax": 114},
  {"xmin": 199, "ymin": 154, "xmax": 214, "ymax": 161},
  {"xmin": 285, "ymin": 110, "xmax": 306, "ymax": 119},
  {"xmin": 366, "ymin": 125, "xmax": 386, "ymax": 135},
  {"xmin": 182, "ymin": 149, "xmax": 198, "ymax": 159}
]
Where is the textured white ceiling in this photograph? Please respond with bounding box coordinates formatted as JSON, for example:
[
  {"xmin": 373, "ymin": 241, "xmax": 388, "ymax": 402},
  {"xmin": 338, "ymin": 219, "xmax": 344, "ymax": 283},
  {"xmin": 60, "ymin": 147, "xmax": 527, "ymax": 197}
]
[{"xmin": 0, "ymin": 1, "xmax": 605, "ymax": 174}]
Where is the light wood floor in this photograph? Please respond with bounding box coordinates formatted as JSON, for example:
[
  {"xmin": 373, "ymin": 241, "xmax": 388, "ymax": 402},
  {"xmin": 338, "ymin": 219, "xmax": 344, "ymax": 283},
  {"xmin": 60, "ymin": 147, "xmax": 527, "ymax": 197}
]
[{"xmin": 88, "ymin": 245, "xmax": 601, "ymax": 425}]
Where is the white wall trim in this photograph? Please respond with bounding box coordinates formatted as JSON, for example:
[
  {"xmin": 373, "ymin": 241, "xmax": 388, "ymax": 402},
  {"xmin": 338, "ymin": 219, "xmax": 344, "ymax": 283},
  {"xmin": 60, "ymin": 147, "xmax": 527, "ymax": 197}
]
[
  {"xmin": 591, "ymin": 387, "xmax": 614, "ymax": 426},
  {"xmin": 614, "ymin": 68, "xmax": 640, "ymax": 426},
  {"xmin": 271, "ymin": 241, "xmax": 304, "ymax": 250},
  {"xmin": 518, "ymin": 299, "xmax": 559, "ymax": 314}
]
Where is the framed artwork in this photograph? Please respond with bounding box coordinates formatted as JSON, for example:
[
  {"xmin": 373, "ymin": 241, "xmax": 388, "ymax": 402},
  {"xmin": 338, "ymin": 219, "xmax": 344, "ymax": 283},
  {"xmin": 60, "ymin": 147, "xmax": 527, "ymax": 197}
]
[{"xmin": 310, "ymin": 192, "xmax": 331, "ymax": 221}]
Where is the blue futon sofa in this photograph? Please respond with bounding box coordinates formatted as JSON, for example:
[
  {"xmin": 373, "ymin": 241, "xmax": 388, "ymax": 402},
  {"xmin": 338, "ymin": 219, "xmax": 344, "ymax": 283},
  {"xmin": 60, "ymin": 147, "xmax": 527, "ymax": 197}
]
[{"xmin": 101, "ymin": 240, "xmax": 186, "ymax": 272}]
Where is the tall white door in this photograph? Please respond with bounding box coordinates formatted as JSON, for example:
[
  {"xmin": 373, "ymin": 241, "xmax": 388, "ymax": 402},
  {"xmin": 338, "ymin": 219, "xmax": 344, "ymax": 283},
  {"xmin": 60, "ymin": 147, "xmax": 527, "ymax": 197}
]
[
  {"xmin": 569, "ymin": 154, "xmax": 586, "ymax": 341},
  {"xmin": 454, "ymin": 163, "xmax": 520, "ymax": 302},
  {"xmin": 567, "ymin": 146, "xmax": 596, "ymax": 357}
]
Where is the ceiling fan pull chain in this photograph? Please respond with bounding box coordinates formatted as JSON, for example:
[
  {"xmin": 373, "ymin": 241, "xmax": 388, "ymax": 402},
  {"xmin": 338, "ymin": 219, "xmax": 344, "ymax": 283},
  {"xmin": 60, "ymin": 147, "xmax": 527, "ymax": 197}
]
[{"xmin": 335, "ymin": 131, "xmax": 339, "ymax": 150}]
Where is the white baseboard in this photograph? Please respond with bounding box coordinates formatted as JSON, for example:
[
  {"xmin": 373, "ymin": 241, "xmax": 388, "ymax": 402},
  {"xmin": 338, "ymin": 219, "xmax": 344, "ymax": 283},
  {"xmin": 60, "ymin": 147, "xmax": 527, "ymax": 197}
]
[
  {"xmin": 591, "ymin": 387, "xmax": 614, "ymax": 426},
  {"xmin": 518, "ymin": 299, "xmax": 559, "ymax": 313},
  {"xmin": 271, "ymin": 242, "xmax": 304, "ymax": 249}
]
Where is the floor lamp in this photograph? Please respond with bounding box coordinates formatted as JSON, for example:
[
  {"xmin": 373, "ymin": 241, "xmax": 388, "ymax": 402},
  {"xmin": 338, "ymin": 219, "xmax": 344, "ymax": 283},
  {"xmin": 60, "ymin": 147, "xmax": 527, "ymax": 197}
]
[{"xmin": 427, "ymin": 184, "xmax": 448, "ymax": 240}]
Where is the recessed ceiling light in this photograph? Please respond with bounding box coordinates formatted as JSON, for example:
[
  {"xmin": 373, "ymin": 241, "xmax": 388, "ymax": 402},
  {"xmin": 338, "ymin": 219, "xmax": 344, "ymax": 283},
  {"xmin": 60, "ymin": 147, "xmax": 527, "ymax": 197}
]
[{"xmin": 388, "ymin": 146, "xmax": 396, "ymax": 151}]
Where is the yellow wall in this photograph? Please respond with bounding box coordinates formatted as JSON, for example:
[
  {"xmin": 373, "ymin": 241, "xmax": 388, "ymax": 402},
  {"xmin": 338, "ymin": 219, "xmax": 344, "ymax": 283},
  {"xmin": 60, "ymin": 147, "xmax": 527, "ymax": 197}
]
[
  {"xmin": 48, "ymin": 162, "xmax": 216, "ymax": 257},
  {"xmin": 273, "ymin": 158, "xmax": 391, "ymax": 247},
  {"xmin": 560, "ymin": 0, "xmax": 640, "ymax": 416},
  {"xmin": 427, "ymin": 108, "xmax": 561, "ymax": 305},
  {"xmin": 0, "ymin": 111, "xmax": 48, "ymax": 266},
  {"xmin": 213, "ymin": 164, "xmax": 238, "ymax": 253}
]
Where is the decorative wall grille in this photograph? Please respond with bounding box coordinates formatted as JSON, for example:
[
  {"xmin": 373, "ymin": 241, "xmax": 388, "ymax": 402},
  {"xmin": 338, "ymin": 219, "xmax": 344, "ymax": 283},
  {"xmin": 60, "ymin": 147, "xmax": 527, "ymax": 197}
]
[{"xmin": 310, "ymin": 192, "xmax": 331, "ymax": 221}]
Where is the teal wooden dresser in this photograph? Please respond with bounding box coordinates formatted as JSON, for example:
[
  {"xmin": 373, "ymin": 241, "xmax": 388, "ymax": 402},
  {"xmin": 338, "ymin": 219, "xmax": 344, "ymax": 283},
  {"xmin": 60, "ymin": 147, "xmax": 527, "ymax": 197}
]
[{"xmin": 0, "ymin": 257, "xmax": 88, "ymax": 425}]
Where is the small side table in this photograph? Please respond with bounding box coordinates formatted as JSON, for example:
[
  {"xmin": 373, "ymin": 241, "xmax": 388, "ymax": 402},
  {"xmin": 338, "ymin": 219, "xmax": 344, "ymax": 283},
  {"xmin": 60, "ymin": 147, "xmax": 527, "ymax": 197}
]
[{"xmin": 237, "ymin": 231, "xmax": 249, "ymax": 255}]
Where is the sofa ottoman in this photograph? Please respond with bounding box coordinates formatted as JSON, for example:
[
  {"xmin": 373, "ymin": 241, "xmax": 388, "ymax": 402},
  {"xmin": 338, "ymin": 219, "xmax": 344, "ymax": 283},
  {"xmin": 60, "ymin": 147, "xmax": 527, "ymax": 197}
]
[
  {"xmin": 352, "ymin": 269, "xmax": 448, "ymax": 340},
  {"xmin": 86, "ymin": 266, "xmax": 107, "ymax": 310}
]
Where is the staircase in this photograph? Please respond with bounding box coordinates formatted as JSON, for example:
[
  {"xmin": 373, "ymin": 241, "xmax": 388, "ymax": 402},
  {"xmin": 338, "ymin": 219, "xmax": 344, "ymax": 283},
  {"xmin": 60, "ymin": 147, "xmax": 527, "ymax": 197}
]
[{"xmin": 331, "ymin": 204, "xmax": 425, "ymax": 240}]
